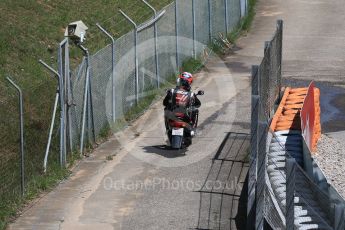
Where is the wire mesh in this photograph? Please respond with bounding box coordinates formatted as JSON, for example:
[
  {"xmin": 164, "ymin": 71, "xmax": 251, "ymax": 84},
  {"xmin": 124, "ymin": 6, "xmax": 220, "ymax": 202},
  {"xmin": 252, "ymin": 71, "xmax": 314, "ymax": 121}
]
[
  {"xmin": 156, "ymin": 3, "xmax": 177, "ymax": 84},
  {"xmin": 211, "ymin": 0, "xmax": 226, "ymax": 39},
  {"xmin": 138, "ymin": 25, "xmax": 156, "ymax": 93},
  {"xmin": 176, "ymin": 0, "xmax": 194, "ymax": 67},
  {"xmin": 257, "ymin": 25, "xmax": 282, "ymax": 122},
  {"xmin": 264, "ymin": 185, "xmax": 286, "ymax": 229},
  {"xmin": 249, "ymin": 20, "xmax": 284, "ymax": 228},
  {"xmin": 228, "ymin": 0, "xmax": 241, "ymax": 31},
  {"xmin": 195, "ymin": 0, "xmax": 210, "ymax": 57},
  {"xmin": 90, "ymin": 45, "xmax": 113, "ymax": 137},
  {"xmin": 70, "ymin": 58, "xmax": 86, "ymax": 149},
  {"xmin": 115, "ymin": 32, "xmax": 136, "ymax": 118}
]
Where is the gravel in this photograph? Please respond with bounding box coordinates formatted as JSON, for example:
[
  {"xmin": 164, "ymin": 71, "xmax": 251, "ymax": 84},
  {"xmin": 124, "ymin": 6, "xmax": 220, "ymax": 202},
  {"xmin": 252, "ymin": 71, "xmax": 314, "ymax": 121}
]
[{"xmin": 314, "ymin": 134, "xmax": 345, "ymax": 199}]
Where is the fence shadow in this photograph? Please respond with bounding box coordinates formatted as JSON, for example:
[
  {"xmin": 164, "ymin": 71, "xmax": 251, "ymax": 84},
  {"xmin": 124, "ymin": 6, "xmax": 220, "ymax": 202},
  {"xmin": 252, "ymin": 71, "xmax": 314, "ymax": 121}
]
[{"xmin": 195, "ymin": 132, "xmax": 250, "ymax": 230}]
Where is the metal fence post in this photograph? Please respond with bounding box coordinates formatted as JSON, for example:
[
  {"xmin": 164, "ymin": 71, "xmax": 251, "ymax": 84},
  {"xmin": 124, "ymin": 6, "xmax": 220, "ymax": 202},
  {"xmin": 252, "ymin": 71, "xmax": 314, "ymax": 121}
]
[
  {"xmin": 208, "ymin": 0, "xmax": 212, "ymax": 42},
  {"xmin": 264, "ymin": 41, "xmax": 275, "ymax": 119},
  {"xmin": 39, "ymin": 60, "xmax": 65, "ymax": 167},
  {"xmin": 192, "ymin": 0, "xmax": 196, "ymax": 59},
  {"xmin": 43, "ymin": 89, "xmax": 59, "ymax": 173},
  {"xmin": 255, "ymin": 120, "xmax": 268, "ymax": 230},
  {"xmin": 96, "ymin": 23, "xmax": 116, "ymax": 122},
  {"xmin": 277, "ymin": 20, "xmax": 283, "ymax": 100},
  {"xmin": 80, "ymin": 67, "xmax": 90, "ymax": 156},
  {"xmin": 120, "ymin": 9, "xmax": 139, "ymax": 105},
  {"xmin": 58, "ymin": 38, "xmax": 69, "ymax": 164},
  {"xmin": 142, "ymin": 0, "xmax": 160, "ymax": 88},
  {"xmin": 286, "ymin": 158, "xmax": 296, "ymax": 230},
  {"xmin": 6, "ymin": 77, "xmax": 25, "ymax": 196},
  {"xmin": 224, "ymin": 0, "xmax": 229, "ymax": 35},
  {"xmin": 175, "ymin": 0, "xmax": 180, "ymax": 68},
  {"xmin": 64, "ymin": 40, "xmax": 73, "ymax": 154},
  {"xmin": 248, "ymin": 65, "xmax": 259, "ymax": 229},
  {"xmin": 58, "ymin": 39, "xmax": 73, "ymax": 154}
]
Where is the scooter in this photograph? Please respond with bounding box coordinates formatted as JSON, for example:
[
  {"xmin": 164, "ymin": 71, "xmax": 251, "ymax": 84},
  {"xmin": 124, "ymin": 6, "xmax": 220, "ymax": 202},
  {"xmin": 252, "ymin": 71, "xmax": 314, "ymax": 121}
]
[{"xmin": 166, "ymin": 90, "xmax": 204, "ymax": 149}]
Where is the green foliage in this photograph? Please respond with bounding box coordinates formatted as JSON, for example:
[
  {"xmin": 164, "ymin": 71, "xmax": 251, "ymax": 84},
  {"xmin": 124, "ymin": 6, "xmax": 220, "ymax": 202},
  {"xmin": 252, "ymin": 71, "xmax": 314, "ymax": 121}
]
[
  {"xmin": 99, "ymin": 124, "xmax": 112, "ymax": 140},
  {"xmin": 209, "ymin": 39, "xmax": 227, "ymax": 55},
  {"xmin": 181, "ymin": 58, "xmax": 204, "ymax": 73}
]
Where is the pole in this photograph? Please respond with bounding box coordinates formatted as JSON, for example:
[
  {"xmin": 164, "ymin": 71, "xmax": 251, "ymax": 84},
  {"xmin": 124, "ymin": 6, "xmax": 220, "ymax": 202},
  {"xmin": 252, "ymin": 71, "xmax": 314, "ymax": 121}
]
[
  {"xmin": 6, "ymin": 77, "xmax": 25, "ymax": 196},
  {"xmin": 63, "ymin": 40, "xmax": 73, "ymax": 154},
  {"xmin": 96, "ymin": 23, "xmax": 116, "ymax": 122},
  {"xmin": 208, "ymin": 0, "xmax": 212, "ymax": 42},
  {"xmin": 175, "ymin": 0, "xmax": 180, "ymax": 68},
  {"xmin": 43, "ymin": 91, "xmax": 59, "ymax": 173},
  {"xmin": 58, "ymin": 40, "xmax": 67, "ymax": 165},
  {"xmin": 192, "ymin": 0, "xmax": 196, "ymax": 59},
  {"xmin": 142, "ymin": 0, "xmax": 160, "ymax": 88},
  {"xmin": 247, "ymin": 65, "xmax": 259, "ymax": 229},
  {"xmin": 119, "ymin": 9, "xmax": 139, "ymax": 105},
  {"xmin": 224, "ymin": 0, "xmax": 229, "ymax": 35},
  {"xmin": 277, "ymin": 20, "xmax": 283, "ymax": 101},
  {"xmin": 80, "ymin": 67, "xmax": 90, "ymax": 156},
  {"xmin": 39, "ymin": 60, "xmax": 65, "ymax": 168}
]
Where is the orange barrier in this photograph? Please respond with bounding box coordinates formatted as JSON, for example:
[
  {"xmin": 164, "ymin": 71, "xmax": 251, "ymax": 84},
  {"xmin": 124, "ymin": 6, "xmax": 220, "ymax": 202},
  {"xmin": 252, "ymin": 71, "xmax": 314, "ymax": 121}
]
[
  {"xmin": 270, "ymin": 85, "xmax": 321, "ymax": 153},
  {"xmin": 313, "ymin": 88, "xmax": 321, "ymax": 150}
]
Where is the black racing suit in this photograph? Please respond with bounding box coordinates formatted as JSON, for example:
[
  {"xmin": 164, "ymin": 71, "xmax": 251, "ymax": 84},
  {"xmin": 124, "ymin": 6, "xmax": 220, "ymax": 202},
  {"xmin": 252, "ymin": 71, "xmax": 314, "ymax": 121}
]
[{"xmin": 163, "ymin": 86, "xmax": 201, "ymax": 131}]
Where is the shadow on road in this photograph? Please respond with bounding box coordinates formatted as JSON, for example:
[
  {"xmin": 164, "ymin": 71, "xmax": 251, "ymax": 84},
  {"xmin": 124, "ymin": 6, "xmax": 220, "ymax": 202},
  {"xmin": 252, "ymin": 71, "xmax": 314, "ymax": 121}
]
[
  {"xmin": 142, "ymin": 145, "xmax": 187, "ymax": 158},
  {"xmin": 195, "ymin": 132, "xmax": 250, "ymax": 230}
]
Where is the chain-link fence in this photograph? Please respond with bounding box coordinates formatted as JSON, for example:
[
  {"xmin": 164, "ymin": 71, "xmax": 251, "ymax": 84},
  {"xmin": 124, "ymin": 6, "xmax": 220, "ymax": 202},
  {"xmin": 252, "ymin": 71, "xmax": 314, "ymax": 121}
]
[
  {"xmin": 248, "ymin": 20, "xmax": 283, "ymax": 229},
  {"xmin": 68, "ymin": 0, "xmax": 245, "ymax": 151}
]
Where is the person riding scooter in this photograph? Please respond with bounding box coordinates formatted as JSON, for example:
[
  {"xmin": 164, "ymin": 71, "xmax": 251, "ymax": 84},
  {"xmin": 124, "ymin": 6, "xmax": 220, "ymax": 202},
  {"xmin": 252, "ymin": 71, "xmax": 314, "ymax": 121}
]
[{"xmin": 163, "ymin": 72, "xmax": 201, "ymax": 136}]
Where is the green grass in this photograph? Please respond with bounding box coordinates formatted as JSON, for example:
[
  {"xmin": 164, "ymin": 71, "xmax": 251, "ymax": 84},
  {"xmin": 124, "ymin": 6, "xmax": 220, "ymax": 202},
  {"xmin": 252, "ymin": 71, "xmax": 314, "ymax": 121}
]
[
  {"xmin": 181, "ymin": 58, "xmax": 205, "ymax": 73},
  {"xmin": 0, "ymin": 162, "xmax": 70, "ymax": 229}
]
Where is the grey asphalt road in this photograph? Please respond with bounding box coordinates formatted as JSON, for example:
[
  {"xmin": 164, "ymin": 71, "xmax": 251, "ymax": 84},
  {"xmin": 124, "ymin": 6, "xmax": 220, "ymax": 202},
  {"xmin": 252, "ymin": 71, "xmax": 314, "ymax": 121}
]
[{"xmin": 9, "ymin": 0, "xmax": 345, "ymax": 229}]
